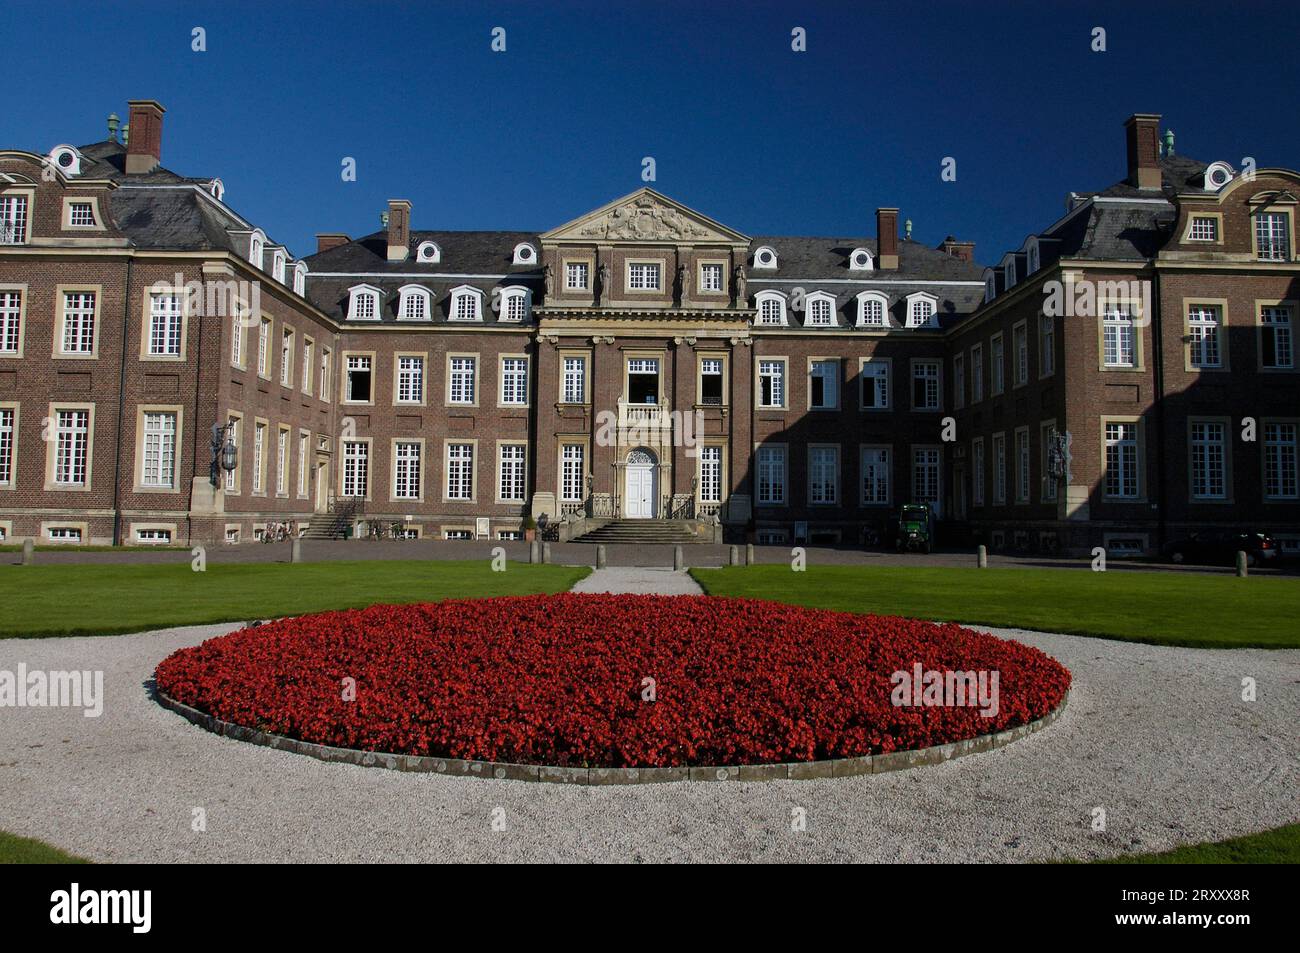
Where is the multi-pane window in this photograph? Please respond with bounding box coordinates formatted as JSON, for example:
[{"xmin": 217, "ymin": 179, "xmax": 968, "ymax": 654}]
[
  {"xmin": 342, "ymin": 440, "xmax": 368, "ymax": 497},
  {"xmin": 810, "ymin": 359, "xmax": 838, "ymax": 409},
  {"xmin": 446, "ymin": 443, "xmax": 474, "ymax": 500},
  {"xmin": 319, "ymin": 348, "xmax": 331, "ymax": 401},
  {"xmin": 807, "ymin": 297, "xmax": 833, "ymax": 326},
  {"xmin": 280, "ymin": 330, "xmax": 293, "ymax": 386},
  {"xmin": 990, "ymin": 335, "xmax": 1005, "ymax": 393},
  {"xmin": 298, "ymin": 432, "xmax": 309, "ymax": 497},
  {"xmin": 1190, "ymin": 422, "xmax": 1227, "ymax": 500},
  {"xmin": 61, "ymin": 292, "xmax": 96, "ymax": 354},
  {"xmin": 54, "ymin": 410, "xmax": 89, "ymax": 486},
  {"xmin": 953, "ymin": 354, "xmax": 965, "ymax": 410},
  {"xmin": 700, "ymin": 263, "xmax": 723, "ymax": 292},
  {"xmin": 627, "ymin": 262, "xmax": 661, "ymax": 290},
  {"xmin": 1255, "ymin": 211, "xmax": 1290, "ymax": 261},
  {"xmin": 0, "ymin": 408, "xmax": 14, "ymax": 485},
  {"xmin": 276, "ymin": 428, "xmax": 289, "ymax": 495},
  {"xmin": 562, "ymin": 356, "xmax": 586, "ymax": 403},
  {"xmin": 861, "ymin": 447, "xmax": 890, "ymax": 505},
  {"xmin": 257, "ymin": 318, "xmax": 271, "ymax": 376},
  {"xmin": 0, "ymin": 290, "xmax": 21, "ymax": 353},
  {"xmin": 1104, "ymin": 422, "xmax": 1139, "ymax": 498},
  {"xmin": 699, "ymin": 446, "xmax": 722, "ymax": 503},
  {"xmin": 972, "ymin": 438, "xmax": 985, "ymax": 506},
  {"xmin": 230, "ymin": 310, "xmax": 244, "ymax": 367},
  {"xmin": 758, "ymin": 297, "xmax": 784, "ymax": 325},
  {"xmin": 700, "ymin": 358, "xmax": 723, "ymax": 405},
  {"xmin": 1264, "ymin": 423, "xmax": 1298, "ymax": 499},
  {"xmin": 449, "ymin": 356, "xmax": 476, "ymax": 404},
  {"xmin": 345, "ymin": 355, "xmax": 372, "ymax": 402},
  {"xmin": 1041, "ymin": 424, "xmax": 1059, "ymax": 502},
  {"xmin": 1261, "ymin": 306, "xmax": 1294, "ymax": 369},
  {"xmin": 225, "ymin": 417, "xmax": 239, "ymax": 492},
  {"xmin": 560, "ymin": 444, "xmax": 585, "ymax": 502},
  {"xmin": 253, "ymin": 423, "xmax": 266, "ymax": 493},
  {"xmin": 141, "ymin": 412, "xmax": 177, "ymax": 488},
  {"xmin": 1014, "ymin": 324, "xmax": 1029, "ymax": 385},
  {"xmin": 1189, "ymin": 216, "xmax": 1218, "ymax": 242},
  {"xmin": 971, "ymin": 344, "xmax": 984, "ymax": 402},
  {"xmin": 502, "ymin": 291, "xmax": 527, "ymax": 322},
  {"xmin": 501, "ymin": 357, "xmax": 528, "ymax": 405},
  {"xmin": 302, "ymin": 340, "xmax": 314, "ymax": 393},
  {"xmin": 396, "ymin": 356, "xmax": 424, "ymax": 403},
  {"xmin": 452, "ymin": 291, "xmax": 480, "ymax": 321},
  {"xmin": 498, "ymin": 444, "xmax": 526, "ymax": 501},
  {"xmin": 993, "ymin": 434, "xmax": 1007, "ymax": 504},
  {"xmin": 352, "ymin": 291, "xmax": 377, "ymax": 321},
  {"xmin": 394, "ymin": 441, "xmax": 421, "ymax": 500},
  {"xmin": 0, "ymin": 195, "xmax": 29, "ymax": 244},
  {"xmin": 1102, "ymin": 309, "xmax": 1136, "ymax": 367},
  {"xmin": 757, "ymin": 446, "xmax": 785, "ymax": 504},
  {"xmin": 808, "ymin": 446, "xmax": 839, "ymax": 504},
  {"xmin": 860, "ymin": 361, "xmax": 889, "ymax": 409},
  {"xmin": 908, "ymin": 298, "xmax": 936, "ymax": 328},
  {"xmin": 913, "ymin": 448, "xmax": 940, "ymax": 507},
  {"xmin": 759, "ymin": 360, "xmax": 785, "ymax": 408},
  {"xmin": 1015, "ymin": 429, "xmax": 1030, "ymax": 503},
  {"xmin": 69, "ymin": 202, "xmax": 95, "ymax": 226},
  {"xmin": 402, "ymin": 291, "xmax": 427, "ymax": 321},
  {"xmin": 565, "ymin": 262, "xmax": 589, "ymax": 290},
  {"xmin": 912, "ymin": 361, "xmax": 940, "ymax": 410},
  {"xmin": 1187, "ymin": 305, "xmax": 1222, "ymax": 368},
  {"xmin": 859, "ymin": 296, "xmax": 886, "ymax": 327},
  {"xmin": 1039, "ymin": 314, "xmax": 1055, "ymax": 376}
]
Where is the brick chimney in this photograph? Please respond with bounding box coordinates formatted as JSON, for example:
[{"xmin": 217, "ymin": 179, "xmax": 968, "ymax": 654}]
[
  {"xmin": 1124, "ymin": 114, "xmax": 1162, "ymax": 190},
  {"xmin": 939, "ymin": 236, "xmax": 976, "ymax": 262},
  {"xmin": 386, "ymin": 199, "xmax": 411, "ymax": 262},
  {"xmin": 125, "ymin": 100, "xmax": 165, "ymax": 175},
  {"xmin": 876, "ymin": 208, "xmax": 899, "ymax": 269},
  {"xmin": 316, "ymin": 233, "xmax": 350, "ymax": 254}
]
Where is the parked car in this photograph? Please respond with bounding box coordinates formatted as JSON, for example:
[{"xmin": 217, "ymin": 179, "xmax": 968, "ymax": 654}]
[
  {"xmin": 889, "ymin": 504, "xmax": 933, "ymax": 554},
  {"xmin": 1161, "ymin": 530, "xmax": 1282, "ymax": 567}
]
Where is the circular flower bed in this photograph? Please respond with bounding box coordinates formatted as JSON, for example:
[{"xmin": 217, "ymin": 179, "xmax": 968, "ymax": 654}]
[{"xmin": 155, "ymin": 594, "xmax": 1070, "ymax": 769}]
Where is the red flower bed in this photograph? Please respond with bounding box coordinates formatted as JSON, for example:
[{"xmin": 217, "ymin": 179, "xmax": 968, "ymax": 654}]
[{"xmin": 155, "ymin": 594, "xmax": 1070, "ymax": 768}]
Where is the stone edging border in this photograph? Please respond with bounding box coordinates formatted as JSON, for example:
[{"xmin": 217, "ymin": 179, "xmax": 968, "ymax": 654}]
[{"xmin": 153, "ymin": 687, "xmax": 1070, "ymax": 785}]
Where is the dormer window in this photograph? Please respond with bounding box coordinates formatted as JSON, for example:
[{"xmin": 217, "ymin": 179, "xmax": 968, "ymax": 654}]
[
  {"xmin": 1027, "ymin": 240, "xmax": 1040, "ymax": 274},
  {"xmin": 1204, "ymin": 162, "xmax": 1234, "ymax": 191},
  {"xmin": 248, "ymin": 230, "xmax": 265, "ymax": 270},
  {"xmin": 397, "ymin": 284, "xmax": 433, "ymax": 321},
  {"xmin": 753, "ymin": 246, "xmax": 778, "ymax": 269},
  {"xmin": 805, "ymin": 291, "xmax": 836, "ymax": 327},
  {"xmin": 512, "ymin": 243, "xmax": 537, "ymax": 265},
  {"xmin": 347, "ymin": 285, "xmax": 383, "ymax": 321},
  {"xmin": 449, "ymin": 285, "xmax": 484, "ymax": 322},
  {"xmin": 209, "ymin": 179, "xmax": 225, "ymax": 202},
  {"xmin": 848, "ymin": 247, "xmax": 874, "ymax": 272},
  {"xmin": 754, "ymin": 290, "xmax": 787, "ymax": 326},
  {"xmin": 499, "ymin": 286, "xmax": 530, "ymax": 322},
  {"xmin": 905, "ymin": 292, "xmax": 939, "ymax": 329},
  {"xmin": 272, "ymin": 249, "xmax": 286, "ymax": 283},
  {"xmin": 47, "ymin": 145, "xmax": 81, "ymax": 177},
  {"xmin": 856, "ymin": 291, "xmax": 889, "ymax": 328},
  {"xmin": 983, "ymin": 270, "xmax": 996, "ymax": 304},
  {"xmin": 1003, "ymin": 259, "xmax": 1016, "ymax": 290},
  {"xmin": 293, "ymin": 262, "xmax": 307, "ymax": 296},
  {"xmin": 416, "ymin": 241, "xmax": 441, "ymax": 264}
]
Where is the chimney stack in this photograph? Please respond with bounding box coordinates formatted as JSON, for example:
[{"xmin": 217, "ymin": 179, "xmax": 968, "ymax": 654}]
[
  {"xmin": 876, "ymin": 208, "xmax": 899, "ymax": 269},
  {"xmin": 1124, "ymin": 113, "xmax": 1162, "ymax": 190},
  {"xmin": 316, "ymin": 233, "xmax": 350, "ymax": 254},
  {"xmin": 939, "ymin": 236, "xmax": 976, "ymax": 262},
  {"xmin": 125, "ymin": 100, "xmax": 165, "ymax": 175},
  {"xmin": 386, "ymin": 199, "xmax": 412, "ymax": 262}
]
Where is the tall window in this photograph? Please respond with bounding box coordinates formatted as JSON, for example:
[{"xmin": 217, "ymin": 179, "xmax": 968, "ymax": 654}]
[
  {"xmin": 396, "ymin": 356, "xmax": 424, "ymax": 403},
  {"xmin": 0, "ymin": 195, "xmax": 29, "ymax": 244},
  {"xmin": 1187, "ymin": 305, "xmax": 1222, "ymax": 368},
  {"xmin": 860, "ymin": 361, "xmax": 889, "ymax": 410},
  {"xmin": 257, "ymin": 318, "xmax": 271, "ymax": 376},
  {"xmin": 446, "ymin": 443, "xmax": 474, "ymax": 499},
  {"xmin": 498, "ymin": 444, "xmax": 526, "ymax": 501},
  {"xmin": 993, "ymin": 434, "xmax": 1006, "ymax": 504},
  {"xmin": 1015, "ymin": 429, "xmax": 1030, "ymax": 503},
  {"xmin": 990, "ymin": 334, "xmax": 1005, "ymax": 393},
  {"xmin": 759, "ymin": 360, "xmax": 785, "ymax": 408},
  {"xmin": 61, "ymin": 292, "xmax": 96, "ymax": 354},
  {"xmin": 1102, "ymin": 309, "xmax": 1136, "ymax": 367},
  {"xmin": 913, "ymin": 448, "xmax": 940, "ymax": 507},
  {"xmin": 971, "ymin": 344, "xmax": 984, "ymax": 402},
  {"xmin": 53, "ymin": 410, "xmax": 89, "ymax": 486},
  {"xmin": 501, "ymin": 357, "xmax": 528, "ymax": 405},
  {"xmin": 807, "ymin": 296, "xmax": 833, "ymax": 326},
  {"xmin": 911, "ymin": 360, "xmax": 940, "ymax": 410},
  {"xmin": 0, "ymin": 290, "xmax": 21, "ymax": 354},
  {"xmin": 342, "ymin": 440, "xmax": 368, "ymax": 497},
  {"xmin": 972, "ymin": 438, "xmax": 985, "ymax": 506},
  {"xmin": 279, "ymin": 330, "xmax": 293, "ymax": 386},
  {"xmin": 1014, "ymin": 324, "xmax": 1029, "ymax": 385},
  {"xmin": 699, "ymin": 446, "xmax": 722, "ymax": 503},
  {"xmin": 1041, "ymin": 424, "xmax": 1058, "ymax": 502},
  {"xmin": 700, "ymin": 263, "xmax": 723, "ymax": 292},
  {"xmin": 1255, "ymin": 211, "xmax": 1290, "ymax": 261},
  {"xmin": 276, "ymin": 428, "xmax": 289, "ymax": 495},
  {"xmin": 627, "ymin": 262, "xmax": 661, "ymax": 290},
  {"xmin": 861, "ymin": 447, "xmax": 890, "ymax": 505},
  {"xmin": 810, "ymin": 359, "xmax": 838, "ymax": 409},
  {"xmin": 449, "ymin": 357, "xmax": 476, "ymax": 404},
  {"xmin": 562, "ymin": 356, "xmax": 586, "ymax": 403},
  {"xmin": 1261, "ymin": 306, "xmax": 1294, "ymax": 369},
  {"xmin": 757, "ymin": 446, "xmax": 785, "ymax": 504},
  {"xmin": 230, "ymin": 310, "xmax": 244, "ymax": 367},
  {"xmin": 1190, "ymin": 422, "xmax": 1226, "ymax": 500},
  {"xmin": 952, "ymin": 354, "xmax": 965, "ymax": 410},
  {"xmin": 700, "ymin": 358, "xmax": 723, "ymax": 405},
  {"xmin": 345, "ymin": 355, "xmax": 372, "ymax": 402},
  {"xmin": 319, "ymin": 348, "xmax": 331, "ymax": 401},
  {"xmin": 225, "ymin": 417, "xmax": 239, "ymax": 492},
  {"xmin": 147, "ymin": 293, "xmax": 182, "ymax": 356},
  {"xmin": 560, "ymin": 444, "xmax": 585, "ymax": 502},
  {"xmin": 0, "ymin": 408, "xmax": 14, "ymax": 485},
  {"xmin": 302, "ymin": 340, "xmax": 314, "ymax": 393},
  {"xmin": 808, "ymin": 446, "xmax": 838, "ymax": 504},
  {"xmin": 1264, "ymin": 423, "xmax": 1298, "ymax": 499},
  {"xmin": 1039, "ymin": 314, "xmax": 1055, "ymax": 377},
  {"xmin": 1104, "ymin": 422, "xmax": 1139, "ymax": 498},
  {"xmin": 394, "ymin": 441, "xmax": 421, "ymax": 499},
  {"xmin": 565, "ymin": 262, "xmax": 589, "ymax": 291},
  {"xmin": 298, "ymin": 431, "xmax": 309, "ymax": 497},
  {"xmin": 253, "ymin": 423, "xmax": 266, "ymax": 493},
  {"xmin": 141, "ymin": 412, "xmax": 177, "ymax": 488}
]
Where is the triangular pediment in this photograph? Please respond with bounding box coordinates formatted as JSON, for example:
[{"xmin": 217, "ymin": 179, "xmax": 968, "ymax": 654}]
[{"xmin": 542, "ymin": 188, "xmax": 749, "ymax": 244}]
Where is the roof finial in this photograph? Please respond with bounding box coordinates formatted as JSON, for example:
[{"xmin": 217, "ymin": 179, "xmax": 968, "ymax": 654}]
[
  {"xmin": 904, "ymin": 219, "xmax": 913, "ymax": 241},
  {"xmin": 120, "ymin": 123, "xmax": 129, "ymax": 146},
  {"xmin": 107, "ymin": 113, "xmax": 120, "ymax": 143},
  {"xmin": 1162, "ymin": 128, "xmax": 1175, "ymax": 158}
]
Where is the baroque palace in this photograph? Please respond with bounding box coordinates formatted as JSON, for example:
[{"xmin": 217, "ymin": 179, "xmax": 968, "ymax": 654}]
[{"xmin": 1, "ymin": 101, "xmax": 1297, "ymax": 554}]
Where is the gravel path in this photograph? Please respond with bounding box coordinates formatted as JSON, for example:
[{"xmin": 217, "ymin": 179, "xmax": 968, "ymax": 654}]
[
  {"xmin": 2, "ymin": 613, "xmax": 1295, "ymax": 863},
  {"xmin": 570, "ymin": 567, "xmax": 704, "ymax": 595}
]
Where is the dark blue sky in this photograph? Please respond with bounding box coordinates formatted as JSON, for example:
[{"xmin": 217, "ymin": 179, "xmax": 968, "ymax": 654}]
[{"xmin": 7, "ymin": 1, "xmax": 1299, "ymax": 264}]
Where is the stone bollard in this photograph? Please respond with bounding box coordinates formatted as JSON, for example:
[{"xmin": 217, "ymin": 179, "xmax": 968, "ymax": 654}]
[
  {"xmin": 745, "ymin": 543, "xmax": 755, "ymax": 566},
  {"xmin": 542, "ymin": 542, "xmax": 552, "ymax": 565},
  {"xmin": 977, "ymin": 544, "xmax": 987, "ymax": 568},
  {"xmin": 596, "ymin": 544, "xmax": 607, "ymax": 569},
  {"xmin": 673, "ymin": 545, "xmax": 684, "ymax": 571},
  {"xmin": 729, "ymin": 545, "xmax": 740, "ymax": 566},
  {"xmin": 1236, "ymin": 550, "xmax": 1248, "ymax": 578},
  {"xmin": 21, "ymin": 539, "xmax": 34, "ymax": 566},
  {"xmin": 291, "ymin": 538, "xmax": 302, "ymax": 564},
  {"xmin": 529, "ymin": 540, "xmax": 540, "ymax": 564}
]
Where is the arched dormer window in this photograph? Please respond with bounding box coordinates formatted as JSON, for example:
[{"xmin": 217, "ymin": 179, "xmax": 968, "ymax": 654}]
[
  {"xmin": 347, "ymin": 284, "xmax": 383, "ymax": 321},
  {"xmin": 752, "ymin": 246, "xmax": 778, "ymax": 270},
  {"xmin": 449, "ymin": 285, "xmax": 484, "ymax": 322},
  {"xmin": 848, "ymin": 247, "xmax": 874, "ymax": 272},
  {"xmin": 498, "ymin": 286, "xmax": 531, "ymax": 322},
  {"xmin": 754, "ymin": 289, "xmax": 787, "ymax": 326},
  {"xmin": 397, "ymin": 284, "xmax": 433, "ymax": 321},
  {"xmin": 1026, "ymin": 239, "xmax": 1040, "ymax": 275},
  {"xmin": 293, "ymin": 262, "xmax": 307, "ymax": 296},
  {"xmin": 905, "ymin": 292, "xmax": 939, "ymax": 329},
  {"xmin": 248, "ymin": 230, "xmax": 266, "ymax": 270},
  {"xmin": 856, "ymin": 290, "xmax": 890, "ymax": 328},
  {"xmin": 511, "ymin": 243, "xmax": 537, "ymax": 266},
  {"xmin": 983, "ymin": 269, "xmax": 996, "ymax": 304},
  {"xmin": 272, "ymin": 249, "xmax": 287, "ymax": 283},
  {"xmin": 1003, "ymin": 257, "xmax": 1017, "ymax": 290},
  {"xmin": 804, "ymin": 290, "xmax": 837, "ymax": 327},
  {"xmin": 209, "ymin": 179, "xmax": 225, "ymax": 202},
  {"xmin": 416, "ymin": 241, "xmax": 440, "ymax": 263},
  {"xmin": 47, "ymin": 145, "xmax": 82, "ymax": 176}
]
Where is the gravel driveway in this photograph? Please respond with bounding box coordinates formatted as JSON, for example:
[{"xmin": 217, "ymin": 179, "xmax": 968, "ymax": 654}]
[{"xmin": 1, "ymin": 615, "xmax": 1295, "ymax": 863}]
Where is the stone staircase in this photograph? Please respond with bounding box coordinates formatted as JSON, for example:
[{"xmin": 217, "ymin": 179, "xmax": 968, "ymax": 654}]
[
  {"xmin": 302, "ymin": 511, "xmax": 352, "ymax": 540},
  {"xmin": 571, "ymin": 519, "xmax": 708, "ymax": 545}
]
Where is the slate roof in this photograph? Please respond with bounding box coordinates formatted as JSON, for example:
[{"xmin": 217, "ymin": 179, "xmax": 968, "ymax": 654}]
[
  {"xmin": 745, "ymin": 236, "xmax": 985, "ymax": 282},
  {"xmin": 77, "ymin": 140, "xmax": 216, "ymax": 186},
  {"xmin": 304, "ymin": 229, "xmax": 544, "ymax": 277},
  {"xmin": 108, "ymin": 187, "xmax": 245, "ymax": 251}
]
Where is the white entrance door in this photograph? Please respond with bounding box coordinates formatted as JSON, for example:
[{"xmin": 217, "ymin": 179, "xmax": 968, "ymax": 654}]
[{"xmin": 625, "ymin": 464, "xmax": 656, "ymax": 518}]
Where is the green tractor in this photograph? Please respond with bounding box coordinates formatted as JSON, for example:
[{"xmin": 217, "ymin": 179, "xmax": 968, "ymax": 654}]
[{"xmin": 891, "ymin": 503, "xmax": 934, "ymax": 554}]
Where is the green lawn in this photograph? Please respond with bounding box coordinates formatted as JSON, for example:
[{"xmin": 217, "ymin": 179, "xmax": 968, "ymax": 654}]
[
  {"xmin": 0, "ymin": 831, "xmax": 88, "ymax": 864},
  {"xmin": 1093, "ymin": 823, "xmax": 1300, "ymax": 864},
  {"xmin": 691, "ymin": 565, "xmax": 1300, "ymax": 648},
  {"xmin": 0, "ymin": 560, "xmax": 590, "ymax": 639}
]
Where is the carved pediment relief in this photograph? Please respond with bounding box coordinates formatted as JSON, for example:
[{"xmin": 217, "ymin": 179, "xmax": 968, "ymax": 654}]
[{"xmin": 543, "ymin": 188, "xmax": 748, "ymax": 245}]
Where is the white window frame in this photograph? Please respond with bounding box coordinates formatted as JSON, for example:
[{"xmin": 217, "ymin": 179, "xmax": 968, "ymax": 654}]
[
  {"xmin": 905, "ymin": 292, "xmax": 938, "ymax": 329},
  {"xmin": 347, "ymin": 285, "xmax": 382, "ymax": 322},
  {"xmin": 754, "ymin": 290, "xmax": 788, "ymax": 327},
  {"xmin": 860, "ymin": 445, "xmax": 890, "ymax": 505},
  {"xmin": 449, "ymin": 285, "xmax": 484, "ymax": 322},
  {"xmin": 500, "ymin": 356, "xmax": 529, "ymax": 406},
  {"xmin": 756, "ymin": 445, "xmax": 786, "ymax": 505},
  {"xmin": 855, "ymin": 291, "xmax": 889, "ymax": 328},
  {"xmin": 805, "ymin": 291, "xmax": 836, "ymax": 327},
  {"xmin": 397, "ymin": 284, "xmax": 433, "ymax": 321},
  {"xmin": 499, "ymin": 286, "xmax": 531, "ymax": 323}
]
